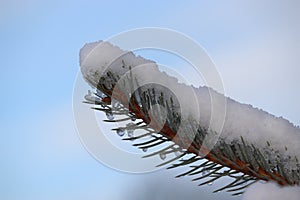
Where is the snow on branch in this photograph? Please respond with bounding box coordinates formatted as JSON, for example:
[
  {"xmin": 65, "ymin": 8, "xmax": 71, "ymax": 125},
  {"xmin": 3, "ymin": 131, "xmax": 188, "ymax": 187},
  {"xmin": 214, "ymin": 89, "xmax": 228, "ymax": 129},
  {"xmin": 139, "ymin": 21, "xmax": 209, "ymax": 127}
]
[{"xmin": 79, "ymin": 41, "xmax": 300, "ymax": 195}]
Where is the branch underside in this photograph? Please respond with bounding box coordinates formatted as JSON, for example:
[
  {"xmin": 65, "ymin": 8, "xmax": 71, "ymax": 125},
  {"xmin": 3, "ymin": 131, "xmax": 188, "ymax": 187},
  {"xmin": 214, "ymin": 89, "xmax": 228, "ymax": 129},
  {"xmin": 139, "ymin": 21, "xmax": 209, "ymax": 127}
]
[{"xmin": 82, "ymin": 68, "xmax": 300, "ymax": 195}]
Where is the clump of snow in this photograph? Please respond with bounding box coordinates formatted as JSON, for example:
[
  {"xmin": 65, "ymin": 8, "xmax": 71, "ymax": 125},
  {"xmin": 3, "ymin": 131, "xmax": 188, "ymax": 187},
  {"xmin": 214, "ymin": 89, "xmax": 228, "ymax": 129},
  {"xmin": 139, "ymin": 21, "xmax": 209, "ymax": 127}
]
[
  {"xmin": 80, "ymin": 41, "xmax": 300, "ymax": 174},
  {"xmin": 223, "ymin": 96, "xmax": 300, "ymax": 170},
  {"xmin": 80, "ymin": 41, "xmax": 154, "ymax": 88},
  {"xmin": 243, "ymin": 181, "xmax": 300, "ymax": 200}
]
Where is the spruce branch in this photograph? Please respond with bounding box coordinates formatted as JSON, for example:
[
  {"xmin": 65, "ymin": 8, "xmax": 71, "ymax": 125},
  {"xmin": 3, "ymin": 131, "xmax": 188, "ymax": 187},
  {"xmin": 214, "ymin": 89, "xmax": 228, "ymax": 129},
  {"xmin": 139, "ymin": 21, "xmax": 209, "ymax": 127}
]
[{"xmin": 79, "ymin": 41, "xmax": 300, "ymax": 196}]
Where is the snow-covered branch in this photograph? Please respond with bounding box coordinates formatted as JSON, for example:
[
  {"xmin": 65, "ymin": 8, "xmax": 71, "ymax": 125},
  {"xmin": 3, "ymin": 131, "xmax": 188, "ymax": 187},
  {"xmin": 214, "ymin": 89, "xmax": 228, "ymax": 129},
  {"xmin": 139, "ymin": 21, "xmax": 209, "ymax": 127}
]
[{"xmin": 79, "ymin": 41, "xmax": 300, "ymax": 195}]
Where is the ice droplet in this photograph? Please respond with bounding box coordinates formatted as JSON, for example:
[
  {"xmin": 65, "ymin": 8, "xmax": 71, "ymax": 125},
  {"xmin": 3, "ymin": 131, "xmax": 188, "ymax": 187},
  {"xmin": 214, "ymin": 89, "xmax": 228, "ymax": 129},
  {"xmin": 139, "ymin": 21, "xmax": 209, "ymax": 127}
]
[
  {"xmin": 126, "ymin": 123, "xmax": 135, "ymax": 138},
  {"xmin": 116, "ymin": 129, "xmax": 125, "ymax": 137},
  {"xmin": 85, "ymin": 90, "xmax": 101, "ymax": 102},
  {"xmin": 142, "ymin": 148, "xmax": 148, "ymax": 152},
  {"xmin": 208, "ymin": 182, "xmax": 213, "ymax": 186},
  {"xmin": 127, "ymin": 129, "xmax": 134, "ymax": 138},
  {"xmin": 174, "ymin": 149, "xmax": 182, "ymax": 157},
  {"xmin": 159, "ymin": 152, "xmax": 166, "ymax": 160},
  {"xmin": 112, "ymin": 101, "xmax": 120, "ymax": 108},
  {"xmin": 202, "ymin": 169, "xmax": 208, "ymax": 176},
  {"xmin": 106, "ymin": 111, "xmax": 114, "ymax": 120},
  {"xmin": 96, "ymin": 89, "xmax": 106, "ymax": 98}
]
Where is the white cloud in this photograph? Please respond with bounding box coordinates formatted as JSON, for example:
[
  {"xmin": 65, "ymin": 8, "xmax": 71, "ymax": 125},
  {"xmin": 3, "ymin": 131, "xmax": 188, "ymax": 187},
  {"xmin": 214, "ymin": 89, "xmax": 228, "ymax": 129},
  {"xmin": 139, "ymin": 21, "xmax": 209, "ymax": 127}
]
[{"xmin": 243, "ymin": 181, "xmax": 300, "ymax": 200}]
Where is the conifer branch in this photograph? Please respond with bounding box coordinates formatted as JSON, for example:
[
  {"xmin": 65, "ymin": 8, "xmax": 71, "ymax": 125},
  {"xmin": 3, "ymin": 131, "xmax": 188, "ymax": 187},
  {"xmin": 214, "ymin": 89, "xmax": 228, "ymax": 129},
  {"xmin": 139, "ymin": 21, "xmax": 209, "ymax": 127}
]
[{"xmin": 79, "ymin": 41, "xmax": 300, "ymax": 196}]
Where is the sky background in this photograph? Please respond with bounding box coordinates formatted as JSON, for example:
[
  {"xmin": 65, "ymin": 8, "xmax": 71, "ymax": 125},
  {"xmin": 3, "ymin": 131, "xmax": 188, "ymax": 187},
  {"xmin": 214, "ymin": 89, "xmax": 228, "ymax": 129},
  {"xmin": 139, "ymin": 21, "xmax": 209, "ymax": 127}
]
[{"xmin": 0, "ymin": 0, "xmax": 299, "ymax": 199}]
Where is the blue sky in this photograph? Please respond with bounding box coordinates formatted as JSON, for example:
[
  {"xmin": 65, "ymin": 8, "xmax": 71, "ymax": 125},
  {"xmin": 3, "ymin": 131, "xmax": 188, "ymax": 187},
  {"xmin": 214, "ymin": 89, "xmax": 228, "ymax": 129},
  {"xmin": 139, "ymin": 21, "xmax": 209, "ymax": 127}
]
[{"xmin": 1, "ymin": 1, "xmax": 299, "ymax": 199}]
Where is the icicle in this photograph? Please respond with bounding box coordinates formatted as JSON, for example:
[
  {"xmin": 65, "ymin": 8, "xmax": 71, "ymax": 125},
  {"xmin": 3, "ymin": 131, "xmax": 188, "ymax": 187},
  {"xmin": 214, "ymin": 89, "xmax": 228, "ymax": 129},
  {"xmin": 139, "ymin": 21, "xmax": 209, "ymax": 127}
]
[
  {"xmin": 85, "ymin": 90, "xmax": 101, "ymax": 102},
  {"xmin": 202, "ymin": 168, "xmax": 209, "ymax": 176},
  {"xmin": 131, "ymin": 116, "xmax": 137, "ymax": 121},
  {"xmin": 112, "ymin": 100, "xmax": 120, "ymax": 108},
  {"xmin": 127, "ymin": 130, "xmax": 134, "ymax": 138},
  {"xmin": 126, "ymin": 122, "xmax": 135, "ymax": 138},
  {"xmin": 116, "ymin": 129, "xmax": 125, "ymax": 137},
  {"xmin": 160, "ymin": 152, "xmax": 167, "ymax": 160},
  {"xmin": 106, "ymin": 110, "xmax": 114, "ymax": 120},
  {"xmin": 96, "ymin": 89, "xmax": 106, "ymax": 98}
]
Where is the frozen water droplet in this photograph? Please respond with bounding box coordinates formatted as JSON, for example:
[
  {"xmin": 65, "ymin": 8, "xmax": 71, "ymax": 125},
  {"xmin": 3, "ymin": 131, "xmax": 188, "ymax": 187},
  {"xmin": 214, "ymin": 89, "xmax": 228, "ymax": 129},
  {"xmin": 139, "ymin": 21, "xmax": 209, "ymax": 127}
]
[
  {"xmin": 105, "ymin": 81, "xmax": 113, "ymax": 90},
  {"xmin": 142, "ymin": 148, "xmax": 148, "ymax": 152},
  {"xmin": 126, "ymin": 123, "xmax": 135, "ymax": 138},
  {"xmin": 126, "ymin": 122, "xmax": 135, "ymax": 127},
  {"xmin": 159, "ymin": 152, "xmax": 166, "ymax": 160},
  {"xmin": 112, "ymin": 101, "xmax": 120, "ymax": 108},
  {"xmin": 96, "ymin": 89, "xmax": 106, "ymax": 98},
  {"xmin": 208, "ymin": 182, "xmax": 213, "ymax": 186},
  {"xmin": 202, "ymin": 169, "xmax": 208, "ymax": 176},
  {"xmin": 174, "ymin": 148, "xmax": 182, "ymax": 157},
  {"xmin": 131, "ymin": 116, "xmax": 137, "ymax": 121},
  {"xmin": 84, "ymin": 94, "xmax": 92, "ymax": 101},
  {"xmin": 85, "ymin": 90, "xmax": 100, "ymax": 102},
  {"xmin": 116, "ymin": 129, "xmax": 125, "ymax": 137},
  {"xmin": 106, "ymin": 111, "xmax": 114, "ymax": 120},
  {"xmin": 127, "ymin": 129, "xmax": 134, "ymax": 138}
]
